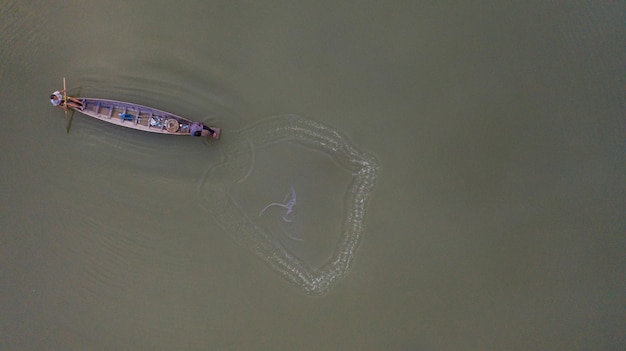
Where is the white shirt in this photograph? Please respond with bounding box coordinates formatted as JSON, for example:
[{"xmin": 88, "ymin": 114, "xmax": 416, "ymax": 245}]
[{"xmin": 50, "ymin": 91, "xmax": 63, "ymax": 106}]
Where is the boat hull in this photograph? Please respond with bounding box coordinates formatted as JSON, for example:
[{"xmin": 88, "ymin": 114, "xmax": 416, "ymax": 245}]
[{"xmin": 68, "ymin": 98, "xmax": 220, "ymax": 138}]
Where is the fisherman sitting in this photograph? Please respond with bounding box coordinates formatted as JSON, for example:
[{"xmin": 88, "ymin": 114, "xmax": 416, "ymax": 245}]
[
  {"xmin": 190, "ymin": 122, "xmax": 217, "ymax": 138},
  {"xmin": 50, "ymin": 90, "xmax": 84, "ymax": 110}
]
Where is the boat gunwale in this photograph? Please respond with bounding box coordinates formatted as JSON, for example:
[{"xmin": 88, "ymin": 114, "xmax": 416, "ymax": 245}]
[{"xmin": 67, "ymin": 97, "xmax": 220, "ymax": 138}]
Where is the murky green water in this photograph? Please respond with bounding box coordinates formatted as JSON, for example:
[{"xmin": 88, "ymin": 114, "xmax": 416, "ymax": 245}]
[{"xmin": 1, "ymin": 1, "xmax": 623, "ymax": 349}]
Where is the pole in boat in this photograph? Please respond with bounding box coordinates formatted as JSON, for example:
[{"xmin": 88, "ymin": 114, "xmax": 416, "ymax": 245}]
[
  {"xmin": 62, "ymin": 77, "xmax": 75, "ymax": 134},
  {"xmin": 63, "ymin": 77, "xmax": 68, "ymax": 119}
]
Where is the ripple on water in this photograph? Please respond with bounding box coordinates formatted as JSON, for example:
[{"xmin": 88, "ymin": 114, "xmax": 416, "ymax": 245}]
[
  {"xmin": 0, "ymin": 1, "xmax": 50, "ymax": 76},
  {"xmin": 46, "ymin": 132, "xmax": 203, "ymax": 307},
  {"xmin": 198, "ymin": 115, "xmax": 379, "ymax": 295},
  {"xmin": 58, "ymin": 191, "xmax": 196, "ymax": 297}
]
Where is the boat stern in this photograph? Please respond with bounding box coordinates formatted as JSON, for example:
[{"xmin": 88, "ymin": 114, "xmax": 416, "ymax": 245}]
[{"xmin": 204, "ymin": 127, "xmax": 221, "ymax": 139}]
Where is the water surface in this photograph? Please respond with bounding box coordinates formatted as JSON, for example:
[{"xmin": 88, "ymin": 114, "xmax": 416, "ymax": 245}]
[{"xmin": 1, "ymin": 0, "xmax": 623, "ymax": 350}]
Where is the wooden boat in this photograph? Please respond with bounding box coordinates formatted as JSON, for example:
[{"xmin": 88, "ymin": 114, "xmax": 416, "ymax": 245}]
[{"xmin": 50, "ymin": 82, "xmax": 221, "ymax": 139}]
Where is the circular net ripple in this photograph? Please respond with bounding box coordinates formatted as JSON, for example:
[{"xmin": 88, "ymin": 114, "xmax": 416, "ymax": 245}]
[{"xmin": 198, "ymin": 115, "xmax": 379, "ymax": 295}]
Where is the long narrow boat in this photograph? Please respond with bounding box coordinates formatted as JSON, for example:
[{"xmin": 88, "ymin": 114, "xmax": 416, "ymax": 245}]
[{"xmin": 49, "ymin": 86, "xmax": 221, "ymax": 139}]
